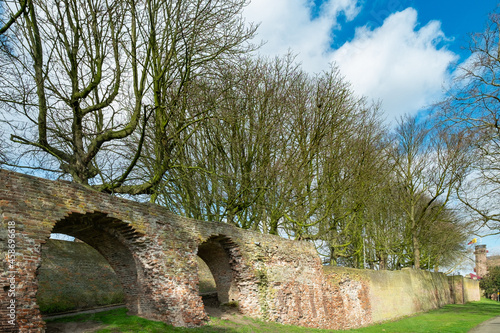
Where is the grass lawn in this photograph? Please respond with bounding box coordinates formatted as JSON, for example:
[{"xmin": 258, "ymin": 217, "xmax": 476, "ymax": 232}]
[
  {"xmin": 45, "ymin": 298, "xmax": 500, "ymax": 333},
  {"xmin": 345, "ymin": 298, "xmax": 500, "ymax": 333}
]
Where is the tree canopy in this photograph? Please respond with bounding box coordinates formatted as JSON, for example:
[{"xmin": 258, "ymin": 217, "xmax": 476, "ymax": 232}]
[
  {"xmin": 437, "ymin": 7, "xmax": 500, "ymax": 238},
  {"xmin": 480, "ymin": 266, "xmax": 500, "ymax": 297},
  {"xmin": 0, "ymin": 0, "xmax": 480, "ymax": 271}
]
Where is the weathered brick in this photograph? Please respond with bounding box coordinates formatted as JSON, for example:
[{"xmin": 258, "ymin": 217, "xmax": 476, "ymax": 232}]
[{"xmin": 0, "ymin": 169, "xmax": 481, "ymax": 332}]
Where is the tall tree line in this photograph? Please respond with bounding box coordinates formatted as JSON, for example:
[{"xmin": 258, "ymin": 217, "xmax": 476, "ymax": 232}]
[{"xmin": 0, "ymin": 0, "xmax": 476, "ymax": 270}]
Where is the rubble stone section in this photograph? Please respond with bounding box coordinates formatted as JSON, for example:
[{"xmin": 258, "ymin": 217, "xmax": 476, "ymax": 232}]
[
  {"xmin": 0, "ymin": 170, "xmax": 337, "ymax": 331},
  {"xmin": 0, "ymin": 169, "xmax": 481, "ymax": 332}
]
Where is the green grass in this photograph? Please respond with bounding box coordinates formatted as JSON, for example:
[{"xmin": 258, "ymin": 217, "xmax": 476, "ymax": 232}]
[
  {"xmin": 45, "ymin": 307, "xmax": 329, "ymax": 332},
  {"xmin": 45, "ymin": 298, "xmax": 500, "ymax": 333},
  {"xmin": 345, "ymin": 298, "xmax": 500, "ymax": 333}
]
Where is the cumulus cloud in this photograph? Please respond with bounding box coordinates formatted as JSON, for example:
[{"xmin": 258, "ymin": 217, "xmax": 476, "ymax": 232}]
[
  {"xmin": 330, "ymin": 8, "xmax": 458, "ymax": 121},
  {"xmin": 243, "ymin": 0, "xmax": 360, "ymax": 73},
  {"xmin": 243, "ymin": 2, "xmax": 459, "ymax": 122}
]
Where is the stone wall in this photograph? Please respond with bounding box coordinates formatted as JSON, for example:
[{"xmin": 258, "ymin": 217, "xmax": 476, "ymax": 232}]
[
  {"xmin": 37, "ymin": 239, "xmax": 483, "ymax": 329},
  {"xmin": 449, "ymin": 275, "xmax": 466, "ymax": 305},
  {"xmin": 0, "ymin": 169, "xmax": 340, "ymax": 331},
  {"xmin": 0, "ymin": 169, "xmax": 481, "ymax": 332},
  {"xmin": 326, "ymin": 267, "xmax": 479, "ymax": 325},
  {"xmin": 367, "ymin": 268, "xmax": 452, "ymax": 323},
  {"xmin": 37, "ymin": 239, "xmax": 481, "ymax": 330},
  {"xmin": 462, "ymin": 277, "xmax": 481, "ymax": 303}
]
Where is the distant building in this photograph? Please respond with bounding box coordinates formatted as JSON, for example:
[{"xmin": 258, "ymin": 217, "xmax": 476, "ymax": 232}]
[{"xmin": 475, "ymin": 244, "xmax": 488, "ymax": 278}]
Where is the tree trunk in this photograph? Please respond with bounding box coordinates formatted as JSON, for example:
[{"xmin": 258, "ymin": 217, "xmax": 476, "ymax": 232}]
[{"xmin": 413, "ymin": 231, "xmax": 420, "ymax": 269}]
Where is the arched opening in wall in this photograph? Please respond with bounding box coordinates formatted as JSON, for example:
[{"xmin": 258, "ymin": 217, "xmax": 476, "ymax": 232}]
[
  {"xmin": 36, "ymin": 212, "xmax": 145, "ymax": 316},
  {"xmin": 197, "ymin": 257, "xmax": 217, "ymax": 307},
  {"xmin": 197, "ymin": 235, "xmax": 241, "ymax": 311},
  {"xmin": 37, "ymin": 233, "xmax": 125, "ymax": 314}
]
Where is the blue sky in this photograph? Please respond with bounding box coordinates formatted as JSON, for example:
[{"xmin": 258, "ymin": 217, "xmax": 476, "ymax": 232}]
[
  {"xmin": 334, "ymin": 1, "xmax": 498, "ymax": 57},
  {"xmin": 244, "ymin": 0, "xmax": 499, "ymax": 124}
]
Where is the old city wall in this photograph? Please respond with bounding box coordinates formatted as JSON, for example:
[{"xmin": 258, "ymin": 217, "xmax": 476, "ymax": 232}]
[
  {"xmin": 462, "ymin": 277, "xmax": 481, "ymax": 303},
  {"xmin": 0, "ymin": 169, "xmax": 355, "ymax": 332},
  {"xmin": 325, "ymin": 267, "xmax": 478, "ymax": 324},
  {"xmin": 38, "ymin": 241, "xmax": 482, "ymax": 327},
  {"xmin": 39, "ymin": 242, "xmax": 481, "ymax": 327},
  {"xmin": 0, "ymin": 170, "xmax": 480, "ymax": 332}
]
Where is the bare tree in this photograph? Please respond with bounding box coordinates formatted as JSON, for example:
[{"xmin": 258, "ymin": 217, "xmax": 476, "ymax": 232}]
[
  {"xmin": 439, "ymin": 8, "xmax": 500, "ymax": 233},
  {"xmin": 119, "ymin": 0, "xmax": 257, "ymax": 198},
  {"xmin": 316, "ymin": 105, "xmax": 392, "ymax": 268},
  {"xmin": 390, "ymin": 115, "xmax": 470, "ymax": 269},
  {"xmin": 0, "ymin": 0, "xmax": 29, "ymax": 35},
  {"xmin": 155, "ymin": 55, "xmax": 304, "ymax": 229},
  {"xmin": 0, "ymin": 0, "xmax": 256, "ymax": 193},
  {"xmin": 151, "ymin": 55, "xmax": 389, "ymax": 243}
]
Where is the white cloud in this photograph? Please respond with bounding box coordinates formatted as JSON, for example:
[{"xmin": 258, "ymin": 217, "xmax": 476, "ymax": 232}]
[
  {"xmin": 244, "ymin": 0, "xmax": 360, "ymax": 73},
  {"xmin": 244, "ymin": 3, "xmax": 459, "ymax": 122},
  {"xmin": 330, "ymin": 8, "xmax": 458, "ymax": 121}
]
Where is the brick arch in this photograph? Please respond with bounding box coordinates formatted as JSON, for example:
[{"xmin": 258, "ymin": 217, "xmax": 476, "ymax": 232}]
[
  {"xmin": 1, "ymin": 169, "xmax": 347, "ymax": 331},
  {"xmin": 197, "ymin": 235, "xmax": 243, "ymax": 305},
  {"xmin": 43, "ymin": 212, "xmax": 147, "ymax": 316}
]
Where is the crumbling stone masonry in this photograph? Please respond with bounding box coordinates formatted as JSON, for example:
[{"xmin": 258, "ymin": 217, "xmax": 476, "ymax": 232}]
[
  {"xmin": 0, "ymin": 169, "xmax": 372, "ymax": 332},
  {"xmin": 0, "ymin": 170, "xmax": 481, "ymax": 332}
]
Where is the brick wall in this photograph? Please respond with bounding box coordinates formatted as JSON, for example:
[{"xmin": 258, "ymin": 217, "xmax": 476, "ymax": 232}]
[
  {"xmin": 326, "ymin": 267, "xmax": 479, "ymax": 325},
  {"xmin": 463, "ymin": 277, "xmax": 481, "ymax": 303},
  {"xmin": 0, "ymin": 169, "xmax": 481, "ymax": 332},
  {"xmin": 36, "ymin": 239, "xmax": 482, "ymax": 330},
  {"xmin": 0, "ymin": 169, "xmax": 334, "ymax": 331}
]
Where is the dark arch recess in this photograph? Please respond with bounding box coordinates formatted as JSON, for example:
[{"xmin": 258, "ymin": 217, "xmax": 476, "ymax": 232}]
[
  {"xmin": 45, "ymin": 212, "xmax": 147, "ymax": 315},
  {"xmin": 197, "ymin": 235, "xmax": 242, "ymax": 305}
]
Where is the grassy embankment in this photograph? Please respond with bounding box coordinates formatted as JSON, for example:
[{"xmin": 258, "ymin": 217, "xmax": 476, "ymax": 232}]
[{"xmin": 45, "ymin": 298, "xmax": 500, "ymax": 333}]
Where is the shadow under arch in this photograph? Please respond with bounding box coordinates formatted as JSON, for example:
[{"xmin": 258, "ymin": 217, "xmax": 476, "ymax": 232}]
[
  {"xmin": 40, "ymin": 211, "xmax": 147, "ymax": 316},
  {"xmin": 197, "ymin": 235, "xmax": 242, "ymax": 306}
]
